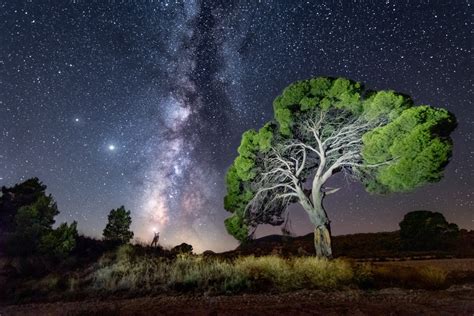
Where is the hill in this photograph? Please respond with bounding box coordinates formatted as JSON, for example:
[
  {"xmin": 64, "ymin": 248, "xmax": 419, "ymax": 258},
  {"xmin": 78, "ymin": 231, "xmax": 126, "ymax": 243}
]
[{"xmin": 228, "ymin": 230, "xmax": 474, "ymax": 259}]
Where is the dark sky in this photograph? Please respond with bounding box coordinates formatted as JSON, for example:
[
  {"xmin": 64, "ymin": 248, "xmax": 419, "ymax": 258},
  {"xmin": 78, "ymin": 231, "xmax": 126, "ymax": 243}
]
[{"xmin": 0, "ymin": 1, "xmax": 472, "ymax": 252}]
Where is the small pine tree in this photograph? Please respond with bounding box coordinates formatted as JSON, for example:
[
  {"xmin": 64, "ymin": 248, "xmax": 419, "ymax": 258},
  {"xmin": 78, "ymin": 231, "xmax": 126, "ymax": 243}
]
[{"xmin": 103, "ymin": 206, "xmax": 134, "ymax": 243}]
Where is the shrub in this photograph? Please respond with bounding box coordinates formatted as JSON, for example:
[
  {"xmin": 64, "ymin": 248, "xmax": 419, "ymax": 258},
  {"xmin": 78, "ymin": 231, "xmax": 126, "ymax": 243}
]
[
  {"xmin": 39, "ymin": 222, "xmax": 78, "ymax": 259},
  {"xmin": 234, "ymin": 256, "xmax": 291, "ymax": 290},
  {"xmin": 417, "ymin": 265, "xmax": 447, "ymax": 288},
  {"xmin": 172, "ymin": 243, "xmax": 193, "ymax": 254},
  {"xmin": 291, "ymin": 257, "xmax": 353, "ymax": 289}
]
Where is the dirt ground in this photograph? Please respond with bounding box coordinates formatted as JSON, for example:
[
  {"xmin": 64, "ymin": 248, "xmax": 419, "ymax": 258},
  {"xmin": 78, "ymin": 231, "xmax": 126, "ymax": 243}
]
[{"xmin": 1, "ymin": 285, "xmax": 473, "ymax": 316}]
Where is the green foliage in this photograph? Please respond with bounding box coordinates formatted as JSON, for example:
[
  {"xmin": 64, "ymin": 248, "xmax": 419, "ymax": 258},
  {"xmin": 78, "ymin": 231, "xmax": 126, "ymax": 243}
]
[
  {"xmin": 224, "ymin": 214, "xmax": 249, "ymax": 242},
  {"xmin": 363, "ymin": 90, "xmax": 413, "ymax": 120},
  {"xmin": 39, "ymin": 222, "xmax": 78, "ymax": 259},
  {"xmin": 362, "ymin": 106, "xmax": 456, "ymax": 192},
  {"xmin": 272, "ymin": 77, "xmax": 363, "ymax": 136},
  {"xmin": 234, "ymin": 156, "xmax": 256, "ymax": 181},
  {"xmin": 224, "ymin": 76, "xmax": 457, "ymax": 243},
  {"xmin": 399, "ymin": 210, "xmax": 459, "ymax": 251},
  {"xmin": 103, "ymin": 206, "xmax": 134, "ymax": 243},
  {"xmin": 8, "ymin": 194, "xmax": 60, "ymax": 256},
  {"xmin": 255, "ymin": 123, "xmax": 275, "ymax": 152},
  {"xmin": 223, "ymin": 123, "xmax": 279, "ymax": 241},
  {"xmin": 0, "ymin": 177, "xmax": 47, "ymax": 233},
  {"xmin": 223, "ymin": 164, "xmax": 254, "ymax": 214},
  {"xmin": 237, "ymin": 130, "xmax": 258, "ymax": 158}
]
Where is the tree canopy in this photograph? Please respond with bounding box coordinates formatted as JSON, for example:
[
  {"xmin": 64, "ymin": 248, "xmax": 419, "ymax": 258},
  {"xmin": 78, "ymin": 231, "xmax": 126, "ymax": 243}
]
[
  {"xmin": 399, "ymin": 210, "xmax": 459, "ymax": 250},
  {"xmin": 224, "ymin": 77, "xmax": 456, "ymax": 252},
  {"xmin": 103, "ymin": 206, "xmax": 134, "ymax": 243},
  {"xmin": 1, "ymin": 178, "xmax": 78, "ymax": 258},
  {"xmin": 0, "ymin": 177, "xmax": 47, "ymax": 233}
]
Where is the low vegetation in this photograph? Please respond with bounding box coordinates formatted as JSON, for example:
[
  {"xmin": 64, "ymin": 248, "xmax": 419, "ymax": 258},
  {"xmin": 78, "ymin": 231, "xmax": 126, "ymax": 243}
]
[{"xmin": 4, "ymin": 244, "xmax": 455, "ymax": 304}]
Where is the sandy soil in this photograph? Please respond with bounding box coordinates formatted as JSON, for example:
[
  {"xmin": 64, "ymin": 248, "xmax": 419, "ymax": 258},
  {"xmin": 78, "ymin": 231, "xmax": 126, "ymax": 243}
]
[{"xmin": 1, "ymin": 284, "xmax": 473, "ymax": 316}]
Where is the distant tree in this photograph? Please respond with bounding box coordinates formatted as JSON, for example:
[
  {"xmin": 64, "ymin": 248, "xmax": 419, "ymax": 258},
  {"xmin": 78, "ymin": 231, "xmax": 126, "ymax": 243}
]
[
  {"xmin": 39, "ymin": 221, "xmax": 78, "ymax": 259},
  {"xmin": 0, "ymin": 177, "xmax": 47, "ymax": 233},
  {"xmin": 103, "ymin": 206, "xmax": 134, "ymax": 243},
  {"xmin": 224, "ymin": 77, "xmax": 457, "ymax": 258},
  {"xmin": 399, "ymin": 210, "xmax": 459, "ymax": 251}
]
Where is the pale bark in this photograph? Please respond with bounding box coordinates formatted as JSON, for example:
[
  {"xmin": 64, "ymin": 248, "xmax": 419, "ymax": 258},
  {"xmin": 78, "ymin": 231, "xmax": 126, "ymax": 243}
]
[
  {"xmin": 245, "ymin": 110, "xmax": 389, "ymax": 258},
  {"xmin": 314, "ymin": 224, "xmax": 332, "ymax": 258}
]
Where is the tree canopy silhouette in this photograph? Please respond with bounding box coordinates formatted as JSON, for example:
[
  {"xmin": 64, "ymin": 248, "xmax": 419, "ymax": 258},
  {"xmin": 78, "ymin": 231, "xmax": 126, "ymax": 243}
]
[
  {"xmin": 1, "ymin": 178, "xmax": 78, "ymax": 257},
  {"xmin": 0, "ymin": 177, "xmax": 47, "ymax": 233},
  {"xmin": 224, "ymin": 76, "xmax": 456, "ymax": 257},
  {"xmin": 103, "ymin": 206, "xmax": 134, "ymax": 243},
  {"xmin": 399, "ymin": 210, "xmax": 459, "ymax": 251}
]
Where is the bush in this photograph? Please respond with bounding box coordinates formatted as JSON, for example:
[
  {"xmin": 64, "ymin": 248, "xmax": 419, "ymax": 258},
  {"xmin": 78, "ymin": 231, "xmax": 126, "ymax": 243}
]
[
  {"xmin": 291, "ymin": 257, "xmax": 353, "ymax": 289},
  {"xmin": 172, "ymin": 243, "xmax": 193, "ymax": 254},
  {"xmin": 39, "ymin": 222, "xmax": 78, "ymax": 259}
]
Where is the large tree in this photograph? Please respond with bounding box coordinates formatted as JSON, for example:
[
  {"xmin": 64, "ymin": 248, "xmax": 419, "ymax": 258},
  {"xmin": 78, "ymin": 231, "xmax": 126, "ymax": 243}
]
[{"xmin": 224, "ymin": 77, "xmax": 456, "ymax": 258}]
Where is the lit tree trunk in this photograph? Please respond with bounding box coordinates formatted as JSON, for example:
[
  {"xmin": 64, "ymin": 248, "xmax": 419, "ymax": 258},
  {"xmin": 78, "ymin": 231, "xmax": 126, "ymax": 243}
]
[
  {"xmin": 314, "ymin": 221, "xmax": 332, "ymax": 258},
  {"xmin": 307, "ymin": 187, "xmax": 332, "ymax": 258}
]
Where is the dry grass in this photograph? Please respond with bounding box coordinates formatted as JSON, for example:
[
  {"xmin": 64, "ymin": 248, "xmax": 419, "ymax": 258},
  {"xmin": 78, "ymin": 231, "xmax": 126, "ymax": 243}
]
[
  {"xmin": 365, "ymin": 264, "xmax": 448, "ymax": 289},
  {"xmin": 87, "ymin": 246, "xmax": 354, "ymax": 294},
  {"xmin": 14, "ymin": 245, "xmax": 457, "ymax": 302}
]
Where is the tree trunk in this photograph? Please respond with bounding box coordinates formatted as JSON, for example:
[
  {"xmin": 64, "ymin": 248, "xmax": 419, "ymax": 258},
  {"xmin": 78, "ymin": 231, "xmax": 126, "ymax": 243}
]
[
  {"xmin": 314, "ymin": 222, "xmax": 332, "ymax": 258},
  {"xmin": 308, "ymin": 182, "xmax": 333, "ymax": 258}
]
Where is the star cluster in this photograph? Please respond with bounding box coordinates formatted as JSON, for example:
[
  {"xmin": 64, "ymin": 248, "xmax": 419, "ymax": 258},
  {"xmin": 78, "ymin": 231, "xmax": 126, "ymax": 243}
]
[{"xmin": 0, "ymin": 1, "xmax": 472, "ymax": 252}]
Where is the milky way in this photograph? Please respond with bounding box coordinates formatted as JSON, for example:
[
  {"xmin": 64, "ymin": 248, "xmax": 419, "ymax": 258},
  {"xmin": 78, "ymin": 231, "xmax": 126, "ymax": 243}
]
[{"xmin": 0, "ymin": 1, "xmax": 472, "ymax": 252}]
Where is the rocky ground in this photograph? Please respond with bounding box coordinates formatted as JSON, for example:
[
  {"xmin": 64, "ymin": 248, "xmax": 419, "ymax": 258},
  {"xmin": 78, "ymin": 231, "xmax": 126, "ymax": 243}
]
[{"xmin": 1, "ymin": 284, "xmax": 473, "ymax": 316}]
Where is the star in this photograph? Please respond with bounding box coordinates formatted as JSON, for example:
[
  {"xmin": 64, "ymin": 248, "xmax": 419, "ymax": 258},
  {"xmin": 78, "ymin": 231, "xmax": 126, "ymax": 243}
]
[{"xmin": 0, "ymin": 1, "xmax": 470, "ymax": 253}]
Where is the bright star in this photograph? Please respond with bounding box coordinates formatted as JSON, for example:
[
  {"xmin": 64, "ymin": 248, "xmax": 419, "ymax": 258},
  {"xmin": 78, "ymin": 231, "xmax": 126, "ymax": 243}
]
[{"xmin": 74, "ymin": 118, "xmax": 79, "ymax": 122}]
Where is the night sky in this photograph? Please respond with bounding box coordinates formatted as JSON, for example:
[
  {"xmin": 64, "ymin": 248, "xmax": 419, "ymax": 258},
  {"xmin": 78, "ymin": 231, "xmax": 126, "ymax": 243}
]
[{"xmin": 0, "ymin": 1, "xmax": 472, "ymax": 252}]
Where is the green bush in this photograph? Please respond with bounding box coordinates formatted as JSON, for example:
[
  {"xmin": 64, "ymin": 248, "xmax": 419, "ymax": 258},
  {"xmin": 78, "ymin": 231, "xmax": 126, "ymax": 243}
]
[{"xmin": 39, "ymin": 222, "xmax": 78, "ymax": 259}]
